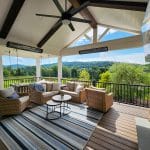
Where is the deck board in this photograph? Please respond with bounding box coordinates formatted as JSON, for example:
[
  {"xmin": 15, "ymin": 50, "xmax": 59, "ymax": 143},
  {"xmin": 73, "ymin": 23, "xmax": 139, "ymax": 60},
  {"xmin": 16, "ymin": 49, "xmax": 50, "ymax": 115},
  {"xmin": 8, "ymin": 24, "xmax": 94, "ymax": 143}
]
[{"xmin": 85, "ymin": 102, "xmax": 150, "ymax": 150}]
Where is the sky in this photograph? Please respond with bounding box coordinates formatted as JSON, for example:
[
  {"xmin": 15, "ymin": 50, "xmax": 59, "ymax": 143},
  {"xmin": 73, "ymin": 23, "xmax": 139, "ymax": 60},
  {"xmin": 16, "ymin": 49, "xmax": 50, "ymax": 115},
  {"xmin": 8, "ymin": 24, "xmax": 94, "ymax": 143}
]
[{"xmin": 2, "ymin": 28, "xmax": 147, "ymax": 65}]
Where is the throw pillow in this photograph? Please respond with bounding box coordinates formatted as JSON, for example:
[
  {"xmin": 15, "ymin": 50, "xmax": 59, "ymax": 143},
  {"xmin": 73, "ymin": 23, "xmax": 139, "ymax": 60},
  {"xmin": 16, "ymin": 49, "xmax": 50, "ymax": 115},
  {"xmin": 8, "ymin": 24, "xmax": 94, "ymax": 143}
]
[
  {"xmin": 34, "ymin": 83, "xmax": 45, "ymax": 92},
  {"xmin": 52, "ymin": 83, "xmax": 60, "ymax": 91},
  {"xmin": 75, "ymin": 84, "xmax": 84, "ymax": 94},
  {"xmin": 0, "ymin": 87, "xmax": 15, "ymax": 98},
  {"xmin": 7, "ymin": 92, "xmax": 20, "ymax": 99}
]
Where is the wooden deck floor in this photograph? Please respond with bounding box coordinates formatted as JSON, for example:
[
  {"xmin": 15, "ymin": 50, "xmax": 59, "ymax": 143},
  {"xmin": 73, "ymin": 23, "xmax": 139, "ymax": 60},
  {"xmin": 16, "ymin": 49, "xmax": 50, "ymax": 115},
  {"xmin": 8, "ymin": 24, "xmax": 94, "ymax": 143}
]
[{"xmin": 85, "ymin": 102, "xmax": 150, "ymax": 150}]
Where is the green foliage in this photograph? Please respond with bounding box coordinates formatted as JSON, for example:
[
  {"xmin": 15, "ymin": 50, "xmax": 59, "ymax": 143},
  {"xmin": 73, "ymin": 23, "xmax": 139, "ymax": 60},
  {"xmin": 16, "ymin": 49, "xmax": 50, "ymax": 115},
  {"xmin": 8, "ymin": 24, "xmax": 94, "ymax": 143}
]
[
  {"xmin": 79, "ymin": 69, "xmax": 90, "ymax": 81},
  {"xmin": 99, "ymin": 71, "xmax": 111, "ymax": 83},
  {"xmin": 109, "ymin": 63, "xmax": 147, "ymax": 85},
  {"xmin": 71, "ymin": 68, "xmax": 78, "ymax": 78}
]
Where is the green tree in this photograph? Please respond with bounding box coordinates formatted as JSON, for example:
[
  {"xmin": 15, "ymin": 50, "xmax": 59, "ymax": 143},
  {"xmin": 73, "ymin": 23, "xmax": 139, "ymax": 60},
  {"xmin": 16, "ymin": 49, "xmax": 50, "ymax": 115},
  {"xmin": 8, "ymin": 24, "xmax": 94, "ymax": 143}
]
[
  {"xmin": 79, "ymin": 69, "xmax": 90, "ymax": 81},
  {"xmin": 99, "ymin": 71, "xmax": 111, "ymax": 83},
  {"xmin": 71, "ymin": 68, "xmax": 78, "ymax": 78},
  {"xmin": 109, "ymin": 63, "xmax": 146, "ymax": 84}
]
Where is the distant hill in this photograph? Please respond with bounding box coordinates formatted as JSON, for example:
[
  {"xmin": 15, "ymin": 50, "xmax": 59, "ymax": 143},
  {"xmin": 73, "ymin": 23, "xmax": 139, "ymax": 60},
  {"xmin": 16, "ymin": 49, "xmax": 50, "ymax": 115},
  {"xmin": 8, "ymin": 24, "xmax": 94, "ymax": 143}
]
[
  {"xmin": 4, "ymin": 64, "xmax": 26, "ymax": 69},
  {"xmin": 4, "ymin": 61, "xmax": 114, "ymax": 69},
  {"xmin": 42, "ymin": 61, "xmax": 114, "ymax": 69}
]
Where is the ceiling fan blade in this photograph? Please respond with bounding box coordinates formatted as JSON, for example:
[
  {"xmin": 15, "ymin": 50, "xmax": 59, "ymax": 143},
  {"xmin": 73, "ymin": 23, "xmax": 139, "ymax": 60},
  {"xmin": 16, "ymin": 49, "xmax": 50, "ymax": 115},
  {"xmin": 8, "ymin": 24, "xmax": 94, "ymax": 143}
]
[
  {"xmin": 53, "ymin": 0, "xmax": 64, "ymax": 13},
  {"xmin": 70, "ymin": 1, "xmax": 90, "ymax": 16},
  {"xmin": 68, "ymin": 23, "xmax": 75, "ymax": 31},
  {"xmin": 36, "ymin": 14, "xmax": 61, "ymax": 18},
  {"xmin": 71, "ymin": 17, "xmax": 91, "ymax": 23}
]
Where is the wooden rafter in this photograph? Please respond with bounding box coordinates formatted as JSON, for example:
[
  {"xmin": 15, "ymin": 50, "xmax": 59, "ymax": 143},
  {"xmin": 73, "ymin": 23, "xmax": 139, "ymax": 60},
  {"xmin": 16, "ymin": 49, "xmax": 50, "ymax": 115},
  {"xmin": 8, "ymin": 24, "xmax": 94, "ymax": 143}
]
[
  {"xmin": 68, "ymin": 0, "xmax": 97, "ymax": 28},
  {"xmin": 0, "ymin": 0, "xmax": 25, "ymax": 39},
  {"xmin": 80, "ymin": 0, "xmax": 147, "ymax": 12},
  {"xmin": 98, "ymin": 28, "xmax": 109, "ymax": 41}
]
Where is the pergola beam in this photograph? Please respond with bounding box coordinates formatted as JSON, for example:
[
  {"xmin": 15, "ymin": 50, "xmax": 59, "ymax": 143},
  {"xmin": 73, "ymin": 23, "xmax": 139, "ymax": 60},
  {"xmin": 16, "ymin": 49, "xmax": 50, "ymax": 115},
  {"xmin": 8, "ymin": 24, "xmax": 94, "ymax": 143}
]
[
  {"xmin": 98, "ymin": 28, "xmax": 110, "ymax": 41},
  {"xmin": 84, "ymin": 34, "xmax": 92, "ymax": 41},
  {"xmin": 81, "ymin": 0, "xmax": 147, "ymax": 12},
  {"xmin": 0, "ymin": 0, "xmax": 25, "ymax": 39},
  {"xmin": 61, "ymin": 35, "xmax": 143, "ymax": 56},
  {"xmin": 68, "ymin": 0, "xmax": 97, "ymax": 28},
  {"xmin": 98, "ymin": 23, "xmax": 141, "ymax": 35}
]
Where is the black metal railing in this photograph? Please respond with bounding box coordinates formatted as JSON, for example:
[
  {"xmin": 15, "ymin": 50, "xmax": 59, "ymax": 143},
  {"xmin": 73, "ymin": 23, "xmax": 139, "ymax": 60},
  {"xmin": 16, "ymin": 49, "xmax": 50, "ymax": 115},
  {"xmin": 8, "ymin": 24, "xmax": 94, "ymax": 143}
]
[
  {"xmin": 61, "ymin": 79, "xmax": 150, "ymax": 108},
  {"xmin": 3, "ymin": 77, "xmax": 150, "ymax": 107}
]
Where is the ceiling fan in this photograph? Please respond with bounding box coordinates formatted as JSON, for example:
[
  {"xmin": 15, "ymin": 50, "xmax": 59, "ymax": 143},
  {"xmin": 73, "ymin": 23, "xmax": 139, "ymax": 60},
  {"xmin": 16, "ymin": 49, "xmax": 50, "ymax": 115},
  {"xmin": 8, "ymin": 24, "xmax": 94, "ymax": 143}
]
[{"xmin": 36, "ymin": 0, "xmax": 91, "ymax": 31}]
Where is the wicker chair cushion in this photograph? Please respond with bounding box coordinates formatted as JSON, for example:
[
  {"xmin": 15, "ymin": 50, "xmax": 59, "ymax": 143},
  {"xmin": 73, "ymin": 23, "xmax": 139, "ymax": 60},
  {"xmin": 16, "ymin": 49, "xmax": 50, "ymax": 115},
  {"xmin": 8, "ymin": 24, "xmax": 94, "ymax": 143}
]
[
  {"xmin": 52, "ymin": 83, "xmax": 60, "ymax": 91},
  {"xmin": 60, "ymin": 90, "xmax": 79, "ymax": 97},
  {"xmin": 7, "ymin": 92, "xmax": 20, "ymax": 99},
  {"xmin": 75, "ymin": 84, "xmax": 84, "ymax": 94},
  {"xmin": 42, "ymin": 91, "xmax": 59, "ymax": 98},
  {"xmin": 46, "ymin": 82, "xmax": 53, "ymax": 91},
  {"xmin": 0, "ymin": 87, "xmax": 15, "ymax": 98},
  {"xmin": 66, "ymin": 82, "xmax": 75, "ymax": 91}
]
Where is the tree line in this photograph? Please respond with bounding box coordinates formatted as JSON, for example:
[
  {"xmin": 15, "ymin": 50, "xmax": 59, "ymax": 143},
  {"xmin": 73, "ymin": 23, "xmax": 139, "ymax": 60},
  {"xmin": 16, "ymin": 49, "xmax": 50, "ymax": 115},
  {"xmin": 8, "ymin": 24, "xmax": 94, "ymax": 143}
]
[{"xmin": 3, "ymin": 63, "xmax": 150, "ymax": 85}]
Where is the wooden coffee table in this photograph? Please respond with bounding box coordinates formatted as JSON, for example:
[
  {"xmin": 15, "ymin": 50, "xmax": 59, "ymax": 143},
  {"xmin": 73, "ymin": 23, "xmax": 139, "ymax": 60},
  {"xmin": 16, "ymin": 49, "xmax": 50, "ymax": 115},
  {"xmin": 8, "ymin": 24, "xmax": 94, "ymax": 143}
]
[{"xmin": 52, "ymin": 94, "xmax": 72, "ymax": 117}]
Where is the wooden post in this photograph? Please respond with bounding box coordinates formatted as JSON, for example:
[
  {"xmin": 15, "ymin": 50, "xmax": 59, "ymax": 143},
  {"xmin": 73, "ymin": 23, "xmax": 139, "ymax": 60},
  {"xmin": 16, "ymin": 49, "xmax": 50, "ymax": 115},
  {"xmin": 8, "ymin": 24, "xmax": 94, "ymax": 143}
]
[
  {"xmin": 93, "ymin": 27, "xmax": 98, "ymax": 43},
  {"xmin": 36, "ymin": 57, "xmax": 41, "ymax": 81},
  {"xmin": 58, "ymin": 55, "xmax": 62, "ymax": 84},
  {"xmin": 0, "ymin": 55, "xmax": 4, "ymax": 89}
]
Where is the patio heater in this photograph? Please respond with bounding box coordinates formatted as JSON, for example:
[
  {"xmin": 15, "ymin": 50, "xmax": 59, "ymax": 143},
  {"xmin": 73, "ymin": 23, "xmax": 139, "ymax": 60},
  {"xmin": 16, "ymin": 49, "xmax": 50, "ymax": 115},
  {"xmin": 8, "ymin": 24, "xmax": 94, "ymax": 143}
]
[{"xmin": 6, "ymin": 41, "xmax": 43, "ymax": 53}]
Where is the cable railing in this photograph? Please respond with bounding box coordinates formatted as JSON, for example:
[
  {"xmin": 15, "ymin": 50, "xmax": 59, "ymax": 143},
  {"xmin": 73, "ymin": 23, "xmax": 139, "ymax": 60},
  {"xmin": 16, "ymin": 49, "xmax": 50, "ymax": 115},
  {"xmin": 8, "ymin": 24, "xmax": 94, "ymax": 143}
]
[{"xmin": 3, "ymin": 77, "xmax": 150, "ymax": 107}]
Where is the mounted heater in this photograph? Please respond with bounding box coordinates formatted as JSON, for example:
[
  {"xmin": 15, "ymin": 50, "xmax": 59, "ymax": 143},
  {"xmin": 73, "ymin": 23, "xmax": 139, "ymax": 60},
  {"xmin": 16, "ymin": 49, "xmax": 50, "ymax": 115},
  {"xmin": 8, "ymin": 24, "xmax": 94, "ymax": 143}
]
[
  {"xmin": 79, "ymin": 47, "xmax": 108, "ymax": 54},
  {"xmin": 6, "ymin": 41, "xmax": 43, "ymax": 53}
]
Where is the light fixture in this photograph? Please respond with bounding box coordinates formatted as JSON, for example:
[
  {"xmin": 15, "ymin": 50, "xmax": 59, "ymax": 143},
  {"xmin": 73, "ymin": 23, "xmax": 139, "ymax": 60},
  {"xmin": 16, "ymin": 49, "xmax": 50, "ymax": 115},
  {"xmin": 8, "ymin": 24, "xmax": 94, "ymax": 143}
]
[
  {"xmin": 62, "ymin": 19, "xmax": 70, "ymax": 25},
  {"xmin": 6, "ymin": 41, "xmax": 43, "ymax": 53},
  {"xmin": 79, "ymin": 47, "xmax": 108, "ymax": 54}
]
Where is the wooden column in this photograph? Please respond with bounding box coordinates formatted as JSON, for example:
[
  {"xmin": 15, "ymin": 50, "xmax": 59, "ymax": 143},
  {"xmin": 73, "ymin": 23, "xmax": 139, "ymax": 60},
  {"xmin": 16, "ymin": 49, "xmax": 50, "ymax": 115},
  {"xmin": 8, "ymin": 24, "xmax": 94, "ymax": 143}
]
[
  {"xmin": 93, "ymin": 27, "xmax": 98, "ymax": 43},
  {"xmin": 58, "ymin": 55, "xmax": 62, "ymax": 84},
  {"xmin": 36, "ymin": 57, "xmax": 41, "ymax": 81},
  {"xmin": 0, "ymin": 55, "xmax": 4, "ymax": 89}
]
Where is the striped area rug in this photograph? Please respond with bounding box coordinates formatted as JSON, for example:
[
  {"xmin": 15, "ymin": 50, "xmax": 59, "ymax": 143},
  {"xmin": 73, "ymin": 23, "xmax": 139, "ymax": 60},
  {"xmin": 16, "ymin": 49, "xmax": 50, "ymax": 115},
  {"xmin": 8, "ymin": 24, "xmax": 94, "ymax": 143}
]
[{"xmin": 0, "ymin": 103, "xmax": 103, "ymax": 150}]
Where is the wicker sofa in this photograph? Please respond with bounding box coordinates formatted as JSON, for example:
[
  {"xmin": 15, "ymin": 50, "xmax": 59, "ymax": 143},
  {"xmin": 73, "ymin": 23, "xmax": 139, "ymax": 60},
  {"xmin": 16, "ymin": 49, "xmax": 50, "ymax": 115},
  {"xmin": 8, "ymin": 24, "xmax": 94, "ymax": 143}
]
[
  {"xmin": 0, "ymin": 87, "xmax": 29, "ymax": 116},
  {"xmin": 85, "ymin": 88, "xmax": 113, "ymax": 112},
  {"xmin": 29, "ymin": 81, "xmax": 60, "ymax": 105},
  {"xmin": 60, "ymin": 82, "xmax": 86, "ymax": 103}
]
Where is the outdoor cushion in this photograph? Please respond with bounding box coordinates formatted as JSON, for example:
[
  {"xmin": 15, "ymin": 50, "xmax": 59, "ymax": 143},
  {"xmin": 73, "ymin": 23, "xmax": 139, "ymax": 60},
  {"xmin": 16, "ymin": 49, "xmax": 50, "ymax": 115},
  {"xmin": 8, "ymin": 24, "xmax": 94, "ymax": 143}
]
[
  {"xmin": 75, "ymin": 84, "xmax": 84, "ymax": 94},
  {"xmin": 19, "ymin": 96, "xmax": 29, "ymax": 104},
  {"xmin": 60, "ymin": 90, "xmax": 79, "ymax": 97},
  {"xmin": 42, "ymin": 91, "xmax": 59, "ymax": 98},
  {"xmin": 46, "ymin": 82, "xmax": 53, "ymax": 91},
  {"xmin": 52, "ymin": 83, "xmax": 60, "ymax": 91},
  {"xmin": 7, "ymin": 92, "xmax": 20, "ymax": 99},
  {"xmin": 66, "ymin": 82, "xmax": 75, "ymax": 91},
  {"xmin": 0, "ymin": 87, "xmax": 15, "ymax": 98}
]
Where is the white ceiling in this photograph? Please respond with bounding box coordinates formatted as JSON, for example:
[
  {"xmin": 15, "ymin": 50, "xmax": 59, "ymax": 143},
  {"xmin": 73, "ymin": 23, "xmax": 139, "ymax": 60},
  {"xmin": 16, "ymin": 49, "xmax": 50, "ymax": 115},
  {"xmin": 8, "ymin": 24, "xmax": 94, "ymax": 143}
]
[{"xmin": 0, "ymin": 0, "xmax": 148, "ymax": 57}]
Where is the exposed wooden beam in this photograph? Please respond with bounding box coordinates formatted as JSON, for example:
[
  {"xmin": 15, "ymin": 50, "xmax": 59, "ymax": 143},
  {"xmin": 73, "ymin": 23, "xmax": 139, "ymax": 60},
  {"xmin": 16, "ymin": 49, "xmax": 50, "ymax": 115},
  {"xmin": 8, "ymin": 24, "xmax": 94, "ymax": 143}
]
[
  {"xmin": 37, "ymin": 7, "xmax": 74, "ymax": 48},
  {"xmin": 68, "ymin": 0, "xmax": 97, "ymax": 28},
  {"xmin": 98, "ymin": 28, "xmax": 109, "ymax": 41},
  {"xmin": 0, "ymin": 0, "xmax": 25, "ymax": 39},
  {"xmin": 37, "ymin": 19, "xmax": 62, "ymax": 48},
  {"xmin": 84, "ymin": 34, "xmax": 92, "ymax": 41},
  {"xmin": 98, "ymin": 23, "xmax": 141, "ymax": 35},
  {"xmin": 61, "ymin": 35, "xmax": 143, "ymax": 56},
  {"xmin": 81, "ymin": 0, "xmax": 147, "ymax": 12}
]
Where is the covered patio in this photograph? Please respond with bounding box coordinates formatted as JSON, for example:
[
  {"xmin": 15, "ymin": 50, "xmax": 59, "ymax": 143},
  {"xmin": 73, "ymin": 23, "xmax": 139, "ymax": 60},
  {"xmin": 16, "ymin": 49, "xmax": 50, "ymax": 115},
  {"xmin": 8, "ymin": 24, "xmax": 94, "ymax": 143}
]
[{"xmin": 0, "ymin": 0, "xmax": 150, "ymax": 150}]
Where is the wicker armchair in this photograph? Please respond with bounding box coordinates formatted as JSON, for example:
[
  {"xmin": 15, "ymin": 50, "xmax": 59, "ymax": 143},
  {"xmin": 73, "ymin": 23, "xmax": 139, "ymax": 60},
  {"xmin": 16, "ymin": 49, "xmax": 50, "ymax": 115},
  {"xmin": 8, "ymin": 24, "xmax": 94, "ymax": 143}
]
[
  {"xmin": 85, "ymin": 88, "xmax": 113, "ymax": 112},
  {"xmin": 29, "ymin": 88, "xmax": 58, "ymax": 105},
  {"xmin": 0, "ymin": 87, "xmax": 29, "ymax": 116}
]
